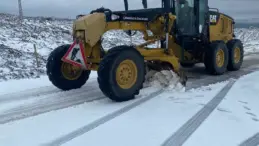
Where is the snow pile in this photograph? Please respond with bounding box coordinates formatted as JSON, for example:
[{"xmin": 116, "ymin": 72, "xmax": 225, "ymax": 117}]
[
  {"xmin": 143, "ymin": 69, "xmax": 186, "ymax": 92},
  {"xmin": 235, "ymin": 27, "xmax": 259, "ymax": 54}
]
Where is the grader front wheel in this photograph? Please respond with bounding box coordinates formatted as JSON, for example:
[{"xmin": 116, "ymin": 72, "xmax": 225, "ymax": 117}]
[
  {"xmin": 97, "ymin": 46, "xmax": 145, "ymax": 102},
  {"xmin": 46, "ymin": 44, "xmax": 91, "ymax": 90},
  {"xmin": 61, "ymin": 62, "xmax": 83, "ymax": 80}
]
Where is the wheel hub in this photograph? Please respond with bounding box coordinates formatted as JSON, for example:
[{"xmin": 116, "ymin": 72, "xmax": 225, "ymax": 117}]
[
  {"xmin": 116, "ymin": 60, "xmax": 137, "ymax": 89},
  {"xmin": 61, "ymin": 62, "xmax": 83, "ymax": 80},
  {"xmin": 234, "ymin": 47, "xmax": 241, "ymax": 63},
  {"xmin": 216, "ymin": 49, "xmax": 225, "ymax": 67}
]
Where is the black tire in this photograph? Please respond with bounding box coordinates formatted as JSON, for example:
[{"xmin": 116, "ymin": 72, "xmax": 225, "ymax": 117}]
[
  {"xmin": 204, "ymin": 41, "xmax": 229, "ymax": 75},
  {"xmin": 46, "ymin": 44, "xmax": 91, "ymax": 90},
  {"xmin": 97, "ymin": 45, "xmax": 145, "ymax": 102},
  {"xmin": 180, "ymin": 62, "xmax": 195, "ymax": 68},
  {"xmin": 226, "ymin": 39, "xmax": 244, "ymax": 71}
]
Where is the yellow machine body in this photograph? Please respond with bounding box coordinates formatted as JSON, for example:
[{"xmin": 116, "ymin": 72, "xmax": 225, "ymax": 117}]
[
  {"xmin": 46, "ymin": 1, "xmax": 243, "ymax": 102},
  {"xmin": 71, "ymin": 11, "xmax": 235, "ymax": 72}
]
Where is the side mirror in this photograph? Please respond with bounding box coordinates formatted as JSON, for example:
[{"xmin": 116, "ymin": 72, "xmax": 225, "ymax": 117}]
[
  {"xmin": 142, "ymin": 0, "xmax": 147, "ymax": 8},
  {"xmin": 179, "ymin": 0, "xmax": 186, "ymax": 4}
]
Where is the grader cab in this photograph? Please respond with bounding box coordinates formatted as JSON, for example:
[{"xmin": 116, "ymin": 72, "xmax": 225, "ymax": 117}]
[{"xmin": 46, "ymin": 0, "xmax": 243, "ymax": 102}]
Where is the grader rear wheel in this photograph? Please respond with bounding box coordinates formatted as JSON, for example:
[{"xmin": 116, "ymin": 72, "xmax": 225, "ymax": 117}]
[
  {"xmin": 204, "ymin": 41, "xmax": 229, "ymax": 75},
  {"xmin": 97, "ymin": 45, "xmax": 145, "ymax": 102},
  {"xmin": 227, "ymin": 39, "xmax": 244, "ymax": 71},
  {"xmin": 46, "ymin": 44, "xmax": 91, "ymax": 90}
]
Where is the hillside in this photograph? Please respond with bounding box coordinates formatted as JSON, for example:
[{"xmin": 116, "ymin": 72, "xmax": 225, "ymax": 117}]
[{"xmin": 0, "ymin": 13, "xmax": 259, "ymax": 81}]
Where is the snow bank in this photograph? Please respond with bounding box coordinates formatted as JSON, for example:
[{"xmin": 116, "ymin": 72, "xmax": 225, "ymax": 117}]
[
  {"xmin": 235, "ymin": 27, "xmax": 259, "ymax": 55},
  {"xmin": 0, "ymin": 14, "xmax": 72, "ymax": 81},
  {"xmin": 0, "ymin": 14, "xmax": 72, "ymax": 56}
]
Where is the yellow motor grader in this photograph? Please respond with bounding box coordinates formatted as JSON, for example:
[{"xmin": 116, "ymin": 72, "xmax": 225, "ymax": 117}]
[{"xmin": 46, "ymin": 0, "xmax": 244, "ymax": 102}]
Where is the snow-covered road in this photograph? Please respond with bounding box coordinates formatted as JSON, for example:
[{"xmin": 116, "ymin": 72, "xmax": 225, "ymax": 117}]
[
  {"xmin": 0, "ymin": 54, "xmax": 259, "ymax": 146},
  {"xmin": 184, "ymin": 71, "xmax": 259, "ymax": 146}
]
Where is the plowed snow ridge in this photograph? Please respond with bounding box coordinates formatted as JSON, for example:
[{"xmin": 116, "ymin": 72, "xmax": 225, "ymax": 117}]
[
  {"xmin": 0, "ymin": 86, "xmax": 104, "ymax": 124},
  {"xmin": 0, "ymin": 79, "xmax": 97, "ymax": 104}
]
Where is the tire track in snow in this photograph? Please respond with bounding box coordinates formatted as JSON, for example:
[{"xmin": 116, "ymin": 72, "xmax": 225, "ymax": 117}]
[
  {"xmin": 42, "ymin": 89, "xmax": 164, "ymax": 146},
  {"xmin": 161, "ymin": 79, "xmax": 236, "ymax": 146},
  {"xmin": 0, "ymin": 88, "xmax": 105, "ymax": 124},
  {"xmin": 239, "ymin": 133, "xmax": 259, "ymax": 146},
  {"xmin": 0, "ymin": 80, "xmax": 97, "ymax": 104}
]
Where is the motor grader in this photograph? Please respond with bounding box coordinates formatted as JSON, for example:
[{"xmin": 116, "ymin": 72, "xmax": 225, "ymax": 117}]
[{"xmin": 46, "ymin": 0, "xmax": 244, "ymax": 102}]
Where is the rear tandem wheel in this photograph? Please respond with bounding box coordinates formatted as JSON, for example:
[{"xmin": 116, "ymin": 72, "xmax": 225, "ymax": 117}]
[
  {"xmin": 204, "ymin": 41, "xmax": 229, "ymax": 75},
  {"xmin": 226, "ymin": 39, "xmax": 244, "ymax": 71}
]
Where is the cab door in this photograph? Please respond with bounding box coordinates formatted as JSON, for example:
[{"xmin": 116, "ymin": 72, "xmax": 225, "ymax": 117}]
[
  {"xmin": 175, "ymin": 0, "xmax": 196, "ymax": 35},
  {"xmin": 175, "ymin": 0, "xmax": 208, "ymax": 37},
  {"xmin": 195, "ymin": 0, "xmax": 209, "ymax": 36}
]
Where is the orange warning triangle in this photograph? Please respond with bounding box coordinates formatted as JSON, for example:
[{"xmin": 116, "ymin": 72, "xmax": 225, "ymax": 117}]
[{"xmin": 61, "ymin": 41, "xmax": 88, "ymax": 69}]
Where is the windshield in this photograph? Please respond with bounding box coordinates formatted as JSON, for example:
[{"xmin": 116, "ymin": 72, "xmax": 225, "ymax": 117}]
[
  {"xmin": 175, "ymin": 0, "xmax": 196, "ymax": 34},
  {"xmin": 116, "ymin": 0, "xmax": 174, "ymax": 12},
  {"xmin": 126, "ymin": 0, "xmax": 146, "ymax": 10},
  {"xmin": 126, "ymin": 0, "xmax": 163, "ymax": 10}
]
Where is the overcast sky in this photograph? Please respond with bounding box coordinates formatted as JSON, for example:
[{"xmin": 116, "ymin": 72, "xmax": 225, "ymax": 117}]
[{"xmin": 1, "ymin": 0, "xmax": 259, "ymax": 20}]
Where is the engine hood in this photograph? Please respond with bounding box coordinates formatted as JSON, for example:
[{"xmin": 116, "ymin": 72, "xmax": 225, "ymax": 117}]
[{"xmin": 73, "ymin": 13, "xmax": 106, "ymax": 47}]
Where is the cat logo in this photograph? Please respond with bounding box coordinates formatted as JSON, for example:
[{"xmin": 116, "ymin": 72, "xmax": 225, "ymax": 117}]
[{"xmin": 210, "ymin": 15, "xmax": 217, "ymax": 23}]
